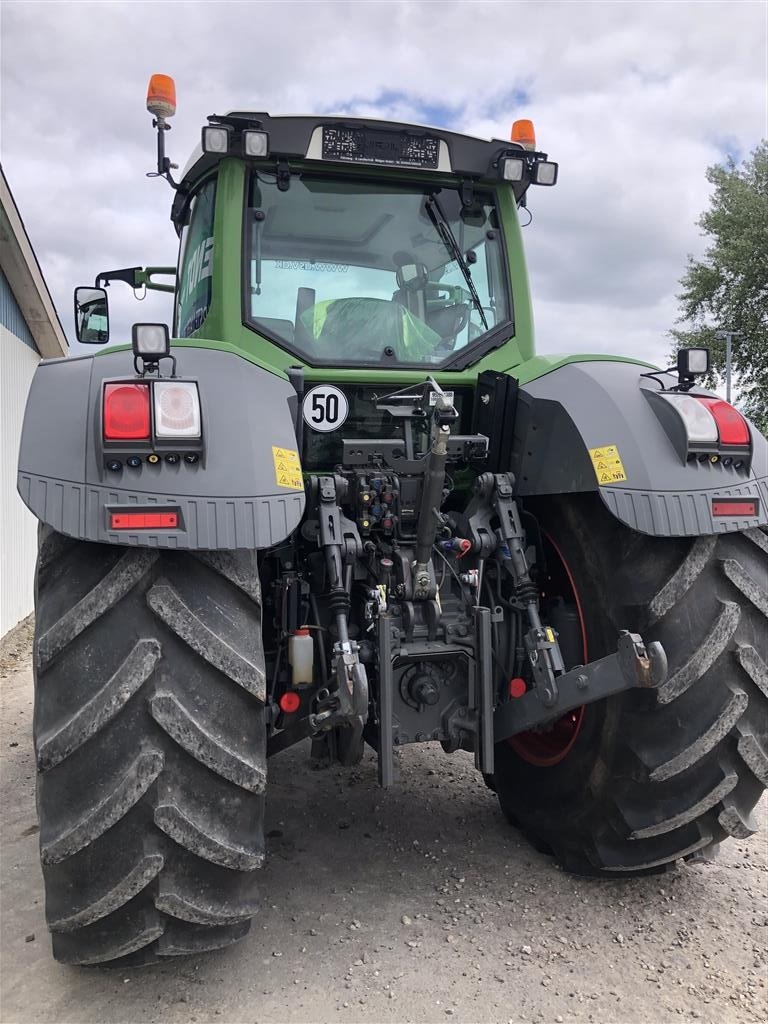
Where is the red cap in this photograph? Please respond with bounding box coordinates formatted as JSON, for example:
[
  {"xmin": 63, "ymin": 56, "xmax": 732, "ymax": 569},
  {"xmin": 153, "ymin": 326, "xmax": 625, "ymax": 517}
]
[
  {"xmin": 279, "ymin": 691, "xmax": 301, "ymax": 714},
  {"xmin": 509, "ymin": 678, "xmax": 527, "ymax": 699}
]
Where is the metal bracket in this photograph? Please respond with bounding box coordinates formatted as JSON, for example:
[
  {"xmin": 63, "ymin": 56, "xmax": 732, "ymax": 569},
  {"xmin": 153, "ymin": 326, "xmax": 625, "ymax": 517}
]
[
  {"xmin": 471, "ymin": 473, "xmax": 565, "ymax": 704},
  {"xmin": 494, "ymin": 630, "xmax": 668, "ymax": 742},
  {"xmin": 474, "ymin": 606, "xmax": 494, "ymax": 775},
  {"xmin": 308, "ymin": 475, "xmax": 368, "ymax": 751}
]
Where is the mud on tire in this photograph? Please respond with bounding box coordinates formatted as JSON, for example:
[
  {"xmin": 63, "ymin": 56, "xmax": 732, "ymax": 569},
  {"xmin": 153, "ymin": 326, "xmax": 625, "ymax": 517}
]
[
  {"xmin": 33, "ymin": 528, "xmax": 266, "ymax": 965},
  {"xmin": 493, "ymin": 495, "xmax": 768, "ymax": 876}
]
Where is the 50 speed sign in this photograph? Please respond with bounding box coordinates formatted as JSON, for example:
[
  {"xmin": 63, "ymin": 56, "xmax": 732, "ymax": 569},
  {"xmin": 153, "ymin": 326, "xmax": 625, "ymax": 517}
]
[{"xmin": 302, "ymin": 384, "xmax": 349, "ymax": 432}]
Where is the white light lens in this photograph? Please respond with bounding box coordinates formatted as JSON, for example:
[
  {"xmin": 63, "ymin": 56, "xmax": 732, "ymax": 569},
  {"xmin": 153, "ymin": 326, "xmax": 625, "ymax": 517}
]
[
  {"xmin": 534, "ymin": 161, "xmax": 558, "ymax": 186},
  {"xmin": 684, "ymin": 348, "xmax": 709, "ymax": 374},
  {"xmin": 154, "ymin": 381, "xmax": 201, "ymax": 438},
  {"xmin": 202, "ymin": 126, "xmax": 230, "ymax": 154},
  {"xmin": 133, "ymin": 324, "xmax": 169, "ymax": 357},
  {"xmin": 661, "ymin": 394, "xmax": 718, "ymax": 444},
  {"xmin": 244, "ymin": 130, "xmax": 269, "ymax": 157},
  {"xmin": 502, "ymin": 157, "xmax": 525, "ymax": 182}
]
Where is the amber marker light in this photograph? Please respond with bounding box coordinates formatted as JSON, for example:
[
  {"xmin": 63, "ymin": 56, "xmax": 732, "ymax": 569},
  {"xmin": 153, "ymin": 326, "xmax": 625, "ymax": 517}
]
[
  {"xmin": 147, "ymin": 74, "xmax": 177, "ymax": 119},
  {"xmin": 511, "ymin": 119, "xmax": 536, "ymax": 151}
]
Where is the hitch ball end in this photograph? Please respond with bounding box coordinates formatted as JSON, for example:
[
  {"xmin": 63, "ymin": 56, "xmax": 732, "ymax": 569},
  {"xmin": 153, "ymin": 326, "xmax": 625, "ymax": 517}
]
[{"xmin": 617, "ymin": 630, "xmax": 668, "ymax": 689}]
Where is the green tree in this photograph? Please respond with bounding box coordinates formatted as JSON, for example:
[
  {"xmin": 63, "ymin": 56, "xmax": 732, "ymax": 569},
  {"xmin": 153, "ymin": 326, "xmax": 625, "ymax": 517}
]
[{"xmin": 671, "ymin": 141, "xmax": 768, "ymax": 434}]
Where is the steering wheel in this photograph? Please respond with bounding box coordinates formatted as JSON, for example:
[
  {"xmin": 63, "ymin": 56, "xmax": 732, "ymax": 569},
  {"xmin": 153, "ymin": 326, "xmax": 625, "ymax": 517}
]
[{"xmin": 433, "ymin": 303, "xmax": 471, "ymax": 352}]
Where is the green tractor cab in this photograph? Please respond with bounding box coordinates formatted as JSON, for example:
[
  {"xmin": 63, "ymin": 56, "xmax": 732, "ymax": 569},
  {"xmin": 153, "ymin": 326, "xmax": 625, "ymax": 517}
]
[{"xmin": 17, "ymin": 75, "xmax": 767, "ymax": 967}]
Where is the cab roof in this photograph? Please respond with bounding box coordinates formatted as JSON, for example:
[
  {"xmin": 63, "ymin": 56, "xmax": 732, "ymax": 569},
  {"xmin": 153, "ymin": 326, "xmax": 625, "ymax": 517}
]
[{"xmin": 172, "ymin": 113, "xmax": 544, "ymax": 227}]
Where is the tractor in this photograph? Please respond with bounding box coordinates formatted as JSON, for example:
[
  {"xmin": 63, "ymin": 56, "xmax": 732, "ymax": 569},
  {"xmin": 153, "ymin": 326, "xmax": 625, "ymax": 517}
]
[{"xmin": 17, "ymin": 75, "xmax": 768, "ymax": 966}]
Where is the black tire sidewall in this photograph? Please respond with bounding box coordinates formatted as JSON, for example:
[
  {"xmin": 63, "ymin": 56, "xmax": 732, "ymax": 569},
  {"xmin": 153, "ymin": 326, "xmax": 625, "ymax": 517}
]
[{"xmin": 493, "ymin": 495, "xmax": 674, "ymax": 837}]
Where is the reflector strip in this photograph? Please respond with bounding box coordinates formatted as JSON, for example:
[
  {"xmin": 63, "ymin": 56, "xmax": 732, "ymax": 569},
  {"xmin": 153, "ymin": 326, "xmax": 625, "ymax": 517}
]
[
  {"xmin": 694, "ymin": 397, "xmax": 751, "ymax": 446},
  {"xmin": 110, "ymin": 512, "xmax": 179, "ymax": 530},
  {"xmin": 712, "ymin": 500, "xmax": 758, "ymax": 517}
]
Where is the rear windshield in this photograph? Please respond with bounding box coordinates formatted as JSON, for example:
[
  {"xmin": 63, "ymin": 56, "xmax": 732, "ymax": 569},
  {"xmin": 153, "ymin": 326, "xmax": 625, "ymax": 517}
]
[{"xmin": 244, "ymin": 173, "xmax": 512, "ymax": 367}]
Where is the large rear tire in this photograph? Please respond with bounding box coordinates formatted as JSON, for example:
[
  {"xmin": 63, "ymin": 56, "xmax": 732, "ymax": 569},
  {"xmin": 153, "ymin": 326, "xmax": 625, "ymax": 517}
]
[
  {"xmin": 492, "ymin": 495, "xmax": 768, "ymax": 876},
  {"xmin": 33, "ymin": 528, "xmax": 266, "ymax": 965}
]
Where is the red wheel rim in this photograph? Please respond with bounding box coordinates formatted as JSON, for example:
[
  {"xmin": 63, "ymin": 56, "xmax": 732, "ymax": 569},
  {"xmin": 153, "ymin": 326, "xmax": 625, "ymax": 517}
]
[{"xmin": 508, "ymin": 531, "xmax": 587, "ymax": 767}]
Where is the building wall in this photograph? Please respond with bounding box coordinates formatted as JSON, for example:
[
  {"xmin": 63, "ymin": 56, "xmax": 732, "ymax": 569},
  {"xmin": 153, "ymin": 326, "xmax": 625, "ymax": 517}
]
[{"xmin": 1, "ymin": 309, "xmax": 41, "ymax": 635}]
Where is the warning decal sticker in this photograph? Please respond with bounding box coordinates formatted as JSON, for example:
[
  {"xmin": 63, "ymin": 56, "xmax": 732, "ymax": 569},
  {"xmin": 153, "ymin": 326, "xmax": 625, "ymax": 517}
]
[
  {"xmin": 272, "ymin": 446, "xmax": 304, "ymax": 490},
  {"xmin": 588, "ymin": 444, "xmax": 628, "ymax": 486}
]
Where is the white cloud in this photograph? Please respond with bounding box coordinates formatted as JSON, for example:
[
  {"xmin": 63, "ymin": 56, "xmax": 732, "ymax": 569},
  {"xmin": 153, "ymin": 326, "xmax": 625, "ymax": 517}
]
[{"xmin": 1, "ymin": 0, "xmax": 765, "ymax": 366}]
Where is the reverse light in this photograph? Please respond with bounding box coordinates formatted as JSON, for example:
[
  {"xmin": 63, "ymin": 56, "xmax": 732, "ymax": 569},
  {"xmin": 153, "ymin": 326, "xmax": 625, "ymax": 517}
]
[
  {"xmin": 103, "ymin": 383, "xmax": 151, "ymax": 440},
  {"xmin": 659, "ymin": 394, "xmax": 718, "ymax": 445},
  {"xmin": 244, "ymin": 130, "xmax": 269, "ymax": 157},
  {"xmin": 511, "ymin": 119, "xmax": 536, "ymax": 151},
  {"xmin": 153, "ymin": 381, "xmax": 201, "ymax": 438},
  {"xmin": 146, "ymin": 74, "xmax": 176, "ymax": 119},
  {"xmin": 202, "ymin": 126, "xmax": 230, "ymax": 154},
  {"xmin": 694, "ymin": 397, "xmax": 750, "ymax": 446}
]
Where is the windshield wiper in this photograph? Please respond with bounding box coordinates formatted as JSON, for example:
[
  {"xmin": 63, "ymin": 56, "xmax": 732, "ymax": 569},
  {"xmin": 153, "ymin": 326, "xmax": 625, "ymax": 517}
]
[{"xmin": 425, "ymin": 195, "xmax": 488, "ymax": 332}]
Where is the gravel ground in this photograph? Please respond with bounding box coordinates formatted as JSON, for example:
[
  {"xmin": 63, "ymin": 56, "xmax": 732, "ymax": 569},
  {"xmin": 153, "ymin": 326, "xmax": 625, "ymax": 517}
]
[
  {"xmin": 0, "ymin": 616, "xmax": 34, "ymax": 680},
  {"xmin": 1, "ymin": 627, "xmax": 766, "ymax": 1024}
]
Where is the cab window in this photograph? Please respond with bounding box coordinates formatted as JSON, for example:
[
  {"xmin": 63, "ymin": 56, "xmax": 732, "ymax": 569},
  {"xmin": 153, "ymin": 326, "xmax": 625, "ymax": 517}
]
[
  {"xmin": 244, "ymin": 173, "xmax": 511, "ymax": 367},
  {"xmin": 176, "ymin": 178, "xmax": 216, "ymax": 337}
]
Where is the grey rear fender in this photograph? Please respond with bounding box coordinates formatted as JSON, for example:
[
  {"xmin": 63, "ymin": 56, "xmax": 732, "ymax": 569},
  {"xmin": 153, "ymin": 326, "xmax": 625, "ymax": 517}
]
[
  {"xmin": 17, "ymin": 347, "xmax": 305, "ymax": 550},
  {"xmin": 512, "ymin": 360, "xmax": 768, "ymax": 536}
]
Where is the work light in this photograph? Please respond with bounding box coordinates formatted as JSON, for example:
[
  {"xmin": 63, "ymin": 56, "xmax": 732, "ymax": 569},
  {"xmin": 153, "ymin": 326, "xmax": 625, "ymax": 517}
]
[
  {"xmin": 502, "ymin": 157, "xmax": 525, "ymax": 182},
  {"xmin": 132, "ymin": 323, "xmax": 170, "ymax": 359},
  {"xmin": 244, "ymin": 130, "xmax": 269, "ymax": 157},
  {"xmin": 532, "ymin": 161, "xmax": 558, "ymax": 186},
  {"xmin": 677, "ymin": 347, "xmax": 710, "ymax": 377},
  {"xmin": 202, "ymin": 126, "xmax": 230, "ymax": 154}
]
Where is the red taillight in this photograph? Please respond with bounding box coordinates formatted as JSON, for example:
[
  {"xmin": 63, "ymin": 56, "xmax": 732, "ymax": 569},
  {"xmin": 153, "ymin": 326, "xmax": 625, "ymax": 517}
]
[
  {"xmin": 694, "ymin": 397, "xmax": 750, "ymax": 446},
  {"xmin": 712, "ymin": 500, "xmax": 758, "ymax": 517},
  {"xmin": 104, "ymin": 384, "xmax": 151, "ymax": 440},
  {"xmin": 110, "ymin": 512, "xmax": 178, "ymax": 529}
]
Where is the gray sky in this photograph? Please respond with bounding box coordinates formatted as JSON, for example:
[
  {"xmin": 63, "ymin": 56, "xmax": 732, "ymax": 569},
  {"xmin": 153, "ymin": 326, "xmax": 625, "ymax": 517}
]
[{"xmin": 2, "ymin": 0, "xmax": 766, "ymax": 367}]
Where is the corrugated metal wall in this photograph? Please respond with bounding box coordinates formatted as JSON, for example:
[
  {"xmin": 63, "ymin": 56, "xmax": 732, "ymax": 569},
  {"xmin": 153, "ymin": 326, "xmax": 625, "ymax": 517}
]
[
  {"xmin": 0, "ymin": 268, "xmax": 35, "ymax": 350},
  {"xmin": 1, "ymin": 324, "xmax": 40, "ymax": 634}
]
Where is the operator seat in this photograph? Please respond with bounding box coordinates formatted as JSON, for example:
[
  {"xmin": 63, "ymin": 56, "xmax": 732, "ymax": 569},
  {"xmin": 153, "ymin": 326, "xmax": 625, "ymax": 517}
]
[{"xmin": 300, "ymin": 297, "xmax": 441, "ymax": 361}]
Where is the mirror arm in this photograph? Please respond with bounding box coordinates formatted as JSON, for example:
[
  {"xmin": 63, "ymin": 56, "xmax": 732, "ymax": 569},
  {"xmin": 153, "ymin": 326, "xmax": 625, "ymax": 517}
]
[
  {"xmin": 96, "ymin": 267, "xmax": 143, "ymax": 289},
  {"xmin": 142, "ymin": 267, "xmax": 177, "ymax": 294},
  {"xmin": 95, "ymin": 266, "xmax": 177, "ymax": 294}
]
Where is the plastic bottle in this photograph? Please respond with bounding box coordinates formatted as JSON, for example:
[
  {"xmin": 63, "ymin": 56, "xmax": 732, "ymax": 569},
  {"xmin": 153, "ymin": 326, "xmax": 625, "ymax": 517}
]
[{"xmin": 288, "ymin": 628, "xmax": 314, "ymax": 687}]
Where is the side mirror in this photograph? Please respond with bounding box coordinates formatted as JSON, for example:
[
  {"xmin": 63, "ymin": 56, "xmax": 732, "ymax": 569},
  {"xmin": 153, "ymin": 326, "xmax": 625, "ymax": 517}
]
[{"xmin": 74, "ymin": 287, "xmax": 110, "ymax": 344}]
